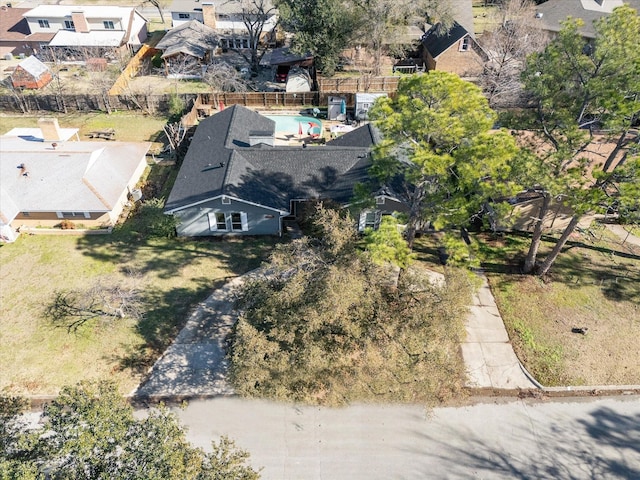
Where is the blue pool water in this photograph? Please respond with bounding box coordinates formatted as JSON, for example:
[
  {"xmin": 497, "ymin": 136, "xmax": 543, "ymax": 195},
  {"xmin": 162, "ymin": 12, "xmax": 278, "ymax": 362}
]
[{"xmin": 265, "ymin": 115, "xmax": 322, "ymax": 135}]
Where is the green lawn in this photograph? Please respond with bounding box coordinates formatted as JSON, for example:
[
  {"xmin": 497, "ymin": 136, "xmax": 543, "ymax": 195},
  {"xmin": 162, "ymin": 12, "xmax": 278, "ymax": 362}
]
[
  {"xmin": 0, "ymin": 112, "xmax": 168, "ymax": 144},
  {"xmin": 476, "ymin": 226, "xmax": 640, "ymax": 386},
  {"xmin": 0, "ymin": 226, "xmax": 278, "ymax": 396}
]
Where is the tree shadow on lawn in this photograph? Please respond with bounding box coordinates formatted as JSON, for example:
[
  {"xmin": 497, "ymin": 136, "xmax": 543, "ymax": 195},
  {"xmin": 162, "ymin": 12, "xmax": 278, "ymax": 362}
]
[
  {"xmin": 478, "ymin": 231, "xmax": 640, "ymax": 303},
  {"xmin": 404, "ymin": 404, "xmax": 640, "ymax": 479},
  {"xmin": 110, "ymin": 279, "xmax": 217, "ymax": 376},
  {"xmin": 80, "ymin": 233, "xmax": 280, "ymax": 376},
  {"xmin": 75, "ymin": 232, "xmax": 279, "ymax": 280}
]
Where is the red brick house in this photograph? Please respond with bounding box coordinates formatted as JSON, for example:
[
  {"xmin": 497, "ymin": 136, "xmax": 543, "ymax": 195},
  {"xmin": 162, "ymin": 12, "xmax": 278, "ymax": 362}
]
[{"xmin": 421, "ymin": 22, "xmax": 487, "ymax": 78}]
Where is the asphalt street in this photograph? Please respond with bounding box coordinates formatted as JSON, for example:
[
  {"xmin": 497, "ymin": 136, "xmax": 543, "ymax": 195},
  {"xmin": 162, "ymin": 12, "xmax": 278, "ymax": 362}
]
[{"xmin": 173, "ymin": 396, "xmax": 640, "ymax": 479}]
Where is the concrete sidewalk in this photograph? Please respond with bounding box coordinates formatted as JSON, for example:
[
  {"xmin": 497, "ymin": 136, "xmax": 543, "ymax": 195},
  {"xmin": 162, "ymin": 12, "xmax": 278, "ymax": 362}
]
[
  {"xmin": 461, "ymin": 271, "xmax": 539, "ymax": 390},
  {"xmin": 135, "ymin": 264, "xmax": 538, "ymax": 397},
  {"xmin": 605, "ymin": 223, "xmax": 640, "ymax": 248}
]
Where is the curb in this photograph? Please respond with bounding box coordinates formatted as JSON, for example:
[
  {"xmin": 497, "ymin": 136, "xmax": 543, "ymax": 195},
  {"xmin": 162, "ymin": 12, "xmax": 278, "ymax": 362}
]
[{"xmin": 465, "ymin": 385, "xmax": 640, "ymax": 399}]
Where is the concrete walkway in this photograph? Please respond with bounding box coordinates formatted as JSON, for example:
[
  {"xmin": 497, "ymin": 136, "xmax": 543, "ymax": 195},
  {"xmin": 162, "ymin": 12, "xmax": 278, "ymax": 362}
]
[
  {"xmin": 135, "ymin": 264, "xmax": 537, "ymax": 397},
  {"xmin": 135, "ymin": 271, "xmax": 265, "ymax": 397},
  {"xmin": 461, "ymin": 271, "xmax": 538, "ymax": 390},
  {"xmin": 605, "ymin": 223, "xmax": 640, "ymax": 248}
]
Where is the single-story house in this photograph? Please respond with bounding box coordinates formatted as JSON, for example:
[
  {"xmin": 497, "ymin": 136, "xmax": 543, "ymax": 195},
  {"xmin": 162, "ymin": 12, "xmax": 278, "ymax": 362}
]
[
  {"xmin": 22, "ymin": 5, "xmax": 147, "ymax": 60},
  {"xmin": 0, "ymin": 118, "xmax": 150, "ymax": 242},
  {"xmin": 10, "ymin": 55, "xmax": 52, "ymax": 89},
  {"xmin": 155, "ymin": 20, "xmax": 219, "ymax": 78},
  {"xmin": 534, "ymin": 0, "xmax": 640, "ymax": 39},
  {"xmin": 421, "ymin": 21, "xmax": 487, "ymax": 77},
  {"xmin": 164, "ymin": 105, "xmax": 406, "ymax": 237}
]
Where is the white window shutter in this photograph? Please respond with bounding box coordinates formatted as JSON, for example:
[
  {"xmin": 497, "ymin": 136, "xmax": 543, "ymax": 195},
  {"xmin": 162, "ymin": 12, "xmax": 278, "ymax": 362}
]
[
  {"xmin": 375, "ymin": 210, "xmax": 382, "ymax": 228},
  {"xmin": 240, "ymin": 212, "xmax": 248, "ymax": 231},
  {"xmin": 209, "ymin": 212, "xmax": 218, "ymax": 231}
]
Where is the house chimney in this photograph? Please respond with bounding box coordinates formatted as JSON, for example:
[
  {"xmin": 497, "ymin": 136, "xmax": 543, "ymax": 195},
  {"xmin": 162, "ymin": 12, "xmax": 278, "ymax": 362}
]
[
  {"xmin": 71, "ymin": 11, "xmax": 90, "ymax": 32},
  {"xmin": 202, "ymin": 3, "xmax": 217, "ymax": 28},
  {"xmin": 38, "ymin": 118, "xmax": 63, "ymax": 141}
]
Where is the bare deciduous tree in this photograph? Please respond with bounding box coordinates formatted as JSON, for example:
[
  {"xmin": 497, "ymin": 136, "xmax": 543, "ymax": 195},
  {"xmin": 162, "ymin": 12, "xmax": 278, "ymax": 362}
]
[
  {"xmin": 227, "ymin": 0, "xmax": 277, "ymax": 74},
  {"xmin": 203, "ymin": 62, "xmax": 248, "ymax": 92},
  {"xmin": 141, "ymin": 0, "xmax": 166, "ymax": 24},
  {"xmin": 477, "ymin": 0, "xmax": 549, "ymax": 108},
  {"xmin": 163, "ymin": 121, "xmax": 188, "ymax": 155}
]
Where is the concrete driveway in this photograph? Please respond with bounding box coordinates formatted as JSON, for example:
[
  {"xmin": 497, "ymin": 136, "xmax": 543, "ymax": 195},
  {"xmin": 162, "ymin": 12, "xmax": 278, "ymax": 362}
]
[{"xmin": 134, "ymin": 272, "xmax": 264, "ymax": 398}]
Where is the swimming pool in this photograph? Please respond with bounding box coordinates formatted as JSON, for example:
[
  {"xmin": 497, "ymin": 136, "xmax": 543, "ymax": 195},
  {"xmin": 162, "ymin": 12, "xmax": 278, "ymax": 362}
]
[{"xmin": 264, "ymin": 115, "xmax": 323, "ymax": 135}]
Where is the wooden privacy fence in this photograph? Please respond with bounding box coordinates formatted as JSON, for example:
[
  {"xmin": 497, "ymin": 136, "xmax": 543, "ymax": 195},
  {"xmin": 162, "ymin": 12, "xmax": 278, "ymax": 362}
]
[
  {"xmin": 317, "ymin": 76, "xmax": 400, "ymax": 93},
  {"xmin": 109, "ymin": 44, "xmax": 160, "ymax": 96},
  {"xmin": 199, "ymin": 91, "xmax": 319, "ymax": 108},
  {"xmin": 0, "ymin": 93, "xmax": 197, "ymax": 114},
  {"xmin": 0, "ymin": 79, "xmax": 400, "ymax": 114}
]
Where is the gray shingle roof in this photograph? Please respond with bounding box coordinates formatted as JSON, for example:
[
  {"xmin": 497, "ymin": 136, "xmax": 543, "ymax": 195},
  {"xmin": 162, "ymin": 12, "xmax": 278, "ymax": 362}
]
[
  {"xmin": 14, "ymin": 55, "xmax": 49, "ymax": 78},
  {"xmin": 535, "ymin": 0, "xmax": 640, "ymax": 39},
  {"xmin": 156, "ymin": 20, "xmax": 219, "ymax": 58},
  {"xmin": 422, "ymin": 22, "xmax": 470, "ymax": 58},
  {"xmin": 165, "ymin": 105, "xmax": 377, "ymax": 213}
]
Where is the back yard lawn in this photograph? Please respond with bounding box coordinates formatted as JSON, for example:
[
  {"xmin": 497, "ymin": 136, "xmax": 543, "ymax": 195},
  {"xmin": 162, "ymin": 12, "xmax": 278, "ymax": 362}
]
[
  {"xmin": 0, "ymin": 112, "xmax": 168, "ymax": 145},
  {"xmin": 0, "ymin": 231, "xmax": 277, "ymax": 396},
  {"xmin": 477, "ymin": 225, "xmax": 640, "ymax": 386}
]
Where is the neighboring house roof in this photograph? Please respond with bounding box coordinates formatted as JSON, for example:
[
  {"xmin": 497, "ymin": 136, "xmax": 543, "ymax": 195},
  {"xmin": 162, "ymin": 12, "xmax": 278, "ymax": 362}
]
[
  {"xmin": 422, "ymin": 21, "xmax": 471, "ymax": 58},
  {"xmin": 0, "ymin": 134, "xmax": 150, "ymax": 223},
  {"xmin": 13, "ymin": 55, "xmax": 49, "ymax": 78},
  {"xmin": 156, "ymin": 20, "xmax": 218, "ymax": 59},
  {"xmin": 0, "ymin": 7, "xmax": 31, "ymax": 41},
  {"xmin": 535, "ymin": 0, "xmax": 640, "ymax": 38},
  {"xmin": 165, "ymin": 106, "xmax": 381, "ymax": 213},
  {"xmin": 269, "ymin": 47, "xmax": 313, "ymax": 66},
  {"xmin": 4, "ymin": 127, "xmax": 79, "ymax": 141},
  {"xmin": 48, "ymin": 30, "xmax": 126, "ymax": 48},
  {"xmin": 170, "ymin": 0, "xmax": 275, "ymax": 16},
  {"xmin": 24, "ymin": 5, "xmax": 137, "ymax": 20}
]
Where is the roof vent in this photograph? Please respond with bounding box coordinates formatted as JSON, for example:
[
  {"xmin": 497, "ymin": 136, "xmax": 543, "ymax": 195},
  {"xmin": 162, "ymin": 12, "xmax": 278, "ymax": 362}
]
[{"xmin": 249, "ymin": 130, "xmax": 274, "ymax": 147}]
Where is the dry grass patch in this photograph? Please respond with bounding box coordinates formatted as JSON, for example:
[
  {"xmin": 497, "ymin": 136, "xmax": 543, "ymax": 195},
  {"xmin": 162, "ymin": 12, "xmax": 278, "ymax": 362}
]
[{"xmin": 480, "ymin": 226, "xmax": 640, "ymax": 386}]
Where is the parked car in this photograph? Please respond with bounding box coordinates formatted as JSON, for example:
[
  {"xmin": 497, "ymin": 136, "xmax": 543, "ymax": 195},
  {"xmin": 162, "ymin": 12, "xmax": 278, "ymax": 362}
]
[{"xmin": 274, "ymin": 65, "xmax": 290, "ymax": 83}]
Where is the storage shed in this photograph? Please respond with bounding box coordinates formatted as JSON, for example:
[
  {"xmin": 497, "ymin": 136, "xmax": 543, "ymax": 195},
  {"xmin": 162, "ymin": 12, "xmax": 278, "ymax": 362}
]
[
  {"xmin": 327, "ymin": 96, "xmax": 347, "ymax": 121},
  {"xmin": 10, "ymin": 55, "xmax": 52, "ymax": 89},
  {"xmin": 355, "ymin": 93, "xmax": 387, "ymax": 121}
]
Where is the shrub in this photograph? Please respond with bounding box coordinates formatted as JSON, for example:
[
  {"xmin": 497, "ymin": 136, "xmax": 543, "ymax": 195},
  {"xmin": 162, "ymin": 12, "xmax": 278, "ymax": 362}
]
[{"xmin": 58, "ymin": 219, "xmax": 75, "ymax": 230}]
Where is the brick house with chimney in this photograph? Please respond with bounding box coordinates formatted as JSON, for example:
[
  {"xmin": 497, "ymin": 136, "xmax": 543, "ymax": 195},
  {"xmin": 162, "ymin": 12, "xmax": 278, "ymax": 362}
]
[
  {"xmin": 0, "ymin": 118, "xmax": 150, "ymax": 242},
  {"xmin": 169, "ymin": 0, "xmax": 277, "ymax": 50}
]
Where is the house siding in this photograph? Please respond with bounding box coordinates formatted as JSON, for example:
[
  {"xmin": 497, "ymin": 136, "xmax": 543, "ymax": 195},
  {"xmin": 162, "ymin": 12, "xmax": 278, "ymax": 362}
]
[
  {"xmin": 12, "ymin": 211, "xmax": 110, "ymax": 228},
  {"xmin": 172, "ymin": 197, "xmax": 282, "ymax": 237}
]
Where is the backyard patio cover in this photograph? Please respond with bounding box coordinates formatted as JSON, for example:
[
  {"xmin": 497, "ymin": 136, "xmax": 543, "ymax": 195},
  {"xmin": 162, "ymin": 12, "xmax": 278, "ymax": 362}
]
[{"xmin": 269, "ymin": 47, "xmax": 313, "ymax": 67}]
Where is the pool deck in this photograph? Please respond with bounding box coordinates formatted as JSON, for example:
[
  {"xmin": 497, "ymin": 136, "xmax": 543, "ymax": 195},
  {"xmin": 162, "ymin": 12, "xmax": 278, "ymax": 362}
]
[{"xmin": 204, "ymin": 108, "xmax": 361, "ymax": 146}]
